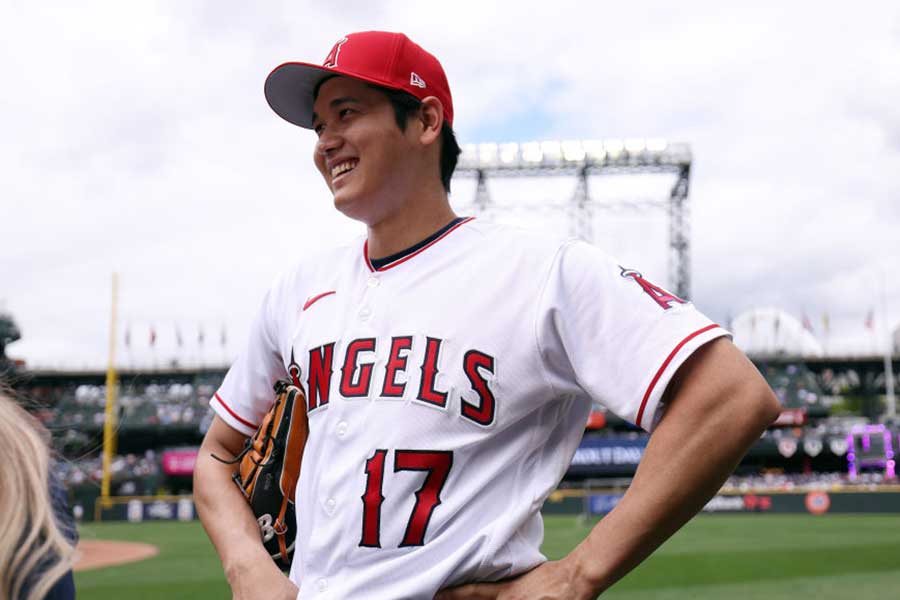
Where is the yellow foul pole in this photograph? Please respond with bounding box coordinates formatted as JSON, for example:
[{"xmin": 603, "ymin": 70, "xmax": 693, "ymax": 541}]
[{"xmin": 101, "ymin": 273, "xmax": 119, "ymax": 506}]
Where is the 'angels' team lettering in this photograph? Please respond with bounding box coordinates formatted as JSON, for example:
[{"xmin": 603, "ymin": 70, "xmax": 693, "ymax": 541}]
[{"xmin": 301, "ymin": 335, "xmax": 496, "ymax": 426}]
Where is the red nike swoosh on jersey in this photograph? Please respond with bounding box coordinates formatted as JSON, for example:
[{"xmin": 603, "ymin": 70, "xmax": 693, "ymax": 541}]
[{"xmin": 303, "ymin": 290, "xmax": 336, "ymax": 311}]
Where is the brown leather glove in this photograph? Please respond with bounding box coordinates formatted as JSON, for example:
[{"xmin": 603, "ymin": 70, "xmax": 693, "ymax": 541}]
[{"xmin": 214, "ymin": 380, "xmax": 309, "ymax": 570}]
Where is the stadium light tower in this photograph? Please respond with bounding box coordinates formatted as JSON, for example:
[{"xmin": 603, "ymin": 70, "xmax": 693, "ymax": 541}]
[{"xmin": 455, "ymin": 138, "xmax": 693, "ymax": 300}]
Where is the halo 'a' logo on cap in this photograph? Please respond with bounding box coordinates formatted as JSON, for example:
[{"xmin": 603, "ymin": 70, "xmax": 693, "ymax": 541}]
[
  {"xmin": 323, "ymin": 37, "xmax": 348, "ymax": 68},
  {"xmin": 410, "ymin": 72, "xmax": 426, "ymax": 88}
]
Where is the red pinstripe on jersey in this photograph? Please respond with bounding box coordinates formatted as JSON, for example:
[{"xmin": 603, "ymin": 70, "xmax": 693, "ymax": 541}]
[
  {"xmin": 635, "ymin": 324, "xmax": 721, "ymax": 429},
  {"xmin": 364, "ymin": 217, "xmax": 475, "ymax": 272},
  {"xmin": 213, "ymin": 392, "xmax": 256, "ymax": 430}
]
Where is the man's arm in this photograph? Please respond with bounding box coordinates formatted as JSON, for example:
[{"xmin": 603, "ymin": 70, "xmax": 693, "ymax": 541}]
[
  {"xmin": 194, "ymin": 415, "xmax": 299, "ymax": 600},
  {"xmin": 437, "ymin": 337, "xmax": 780, "ymax": 600},
  {"xmin": 568, "ymin": 337, "xmax": 780, "ymax": 595}
]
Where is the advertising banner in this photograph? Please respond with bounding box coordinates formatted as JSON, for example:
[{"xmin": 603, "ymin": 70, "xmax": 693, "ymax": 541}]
[
  {"xmin": 578, "ymin": 492, "xmax": 900, "ymax": 517},
  {"xmin": 702, "ymin": 494, "xmax": 774, "ymax": 513},
  {"xmin": 115, "ymin": 498, "xmax": 195, "ymax": 522},
  {"xmin": 700, "ymin": 492, "xmax": 900, "ymax": 514},
  {"xmin": 568, "ymin": 436, "xmax": 647, "ymax": 476},
  {"xmin": 162, "ymin": 449, "xmax": 198, "ymax": 476}
]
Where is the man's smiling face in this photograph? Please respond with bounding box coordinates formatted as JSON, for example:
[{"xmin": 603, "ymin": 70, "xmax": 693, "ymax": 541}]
[{"xmin": 311, "ymin": 76, "xmax": 421, "ymax": 225}]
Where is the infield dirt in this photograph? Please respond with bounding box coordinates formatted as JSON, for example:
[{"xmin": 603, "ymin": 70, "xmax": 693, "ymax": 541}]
[{"xmin": 73, "ymin": 540, "xmax": 159, "ymax": 572}]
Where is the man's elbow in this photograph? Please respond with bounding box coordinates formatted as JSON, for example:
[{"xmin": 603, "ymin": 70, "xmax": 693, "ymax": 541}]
[{"xmin": 741, "ymin": 377, "xmax": 781, "ymax": 433}]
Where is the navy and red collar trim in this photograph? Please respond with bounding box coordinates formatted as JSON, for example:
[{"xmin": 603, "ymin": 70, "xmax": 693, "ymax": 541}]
[{"xmin": 364, "ymin": 216, "xmax": 474, "ymax": 272}]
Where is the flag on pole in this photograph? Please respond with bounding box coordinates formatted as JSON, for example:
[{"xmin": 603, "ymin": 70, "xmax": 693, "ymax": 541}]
[
  {"xmin": 865, "ymin": 309, "xmax": 874, "ymax": 330},
  {"xmin": 822, "ymin": 312, "xmax": 830, "ymax": 335},
  {"xmin": 198, "ymin": 324, "xmax": 205, "ymax": 346},
  {"xmin": 220, "ymin": 323, "xmax": 227, "ymax": 347},
  {"xmin": 175, "ymin": 324, "xmax": 183, "ymax": 347},
  {"xmin": 124, "ymin": 325, "xmax": 131, "ymax": 348},
  {"xmin": 802, "ymin": 313, "xmax": 813, "ymax": 333},
  {"xmin": 149, "ymin": 325, "xmax": 157, "ymax": 347}
]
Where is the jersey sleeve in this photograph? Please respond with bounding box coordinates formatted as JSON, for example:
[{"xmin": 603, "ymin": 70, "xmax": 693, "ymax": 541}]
[
  {"xmin": 535, "ymin": 240, "xmax": 730, "ymax": 432},
  {"xmin": 210, "ymin": 284, "xmax": 290, "ymax": 437}
]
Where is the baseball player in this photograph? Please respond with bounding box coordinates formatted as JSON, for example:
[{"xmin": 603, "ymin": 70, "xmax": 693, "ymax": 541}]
[{"xmin": 195, "ymin": 31, "xmax": 780, "ymax": 600}]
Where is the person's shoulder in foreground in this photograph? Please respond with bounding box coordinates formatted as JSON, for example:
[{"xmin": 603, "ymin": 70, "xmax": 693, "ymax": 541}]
[{"xmin": 0, "ymin": 387, "xmax": 77, "ymax": 600}]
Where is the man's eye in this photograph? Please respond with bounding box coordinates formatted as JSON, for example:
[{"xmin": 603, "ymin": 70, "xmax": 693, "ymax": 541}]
[
  {"xmin": 339, "ymin": 108, "xmax": 354, "ymax": 119},
  {"xmin": 313, "ymin": 124, "xmax": 324, "ymax": 136}
]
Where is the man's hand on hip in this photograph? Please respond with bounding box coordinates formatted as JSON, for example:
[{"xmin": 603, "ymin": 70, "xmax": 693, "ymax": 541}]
[{"xmin": 435, "ymin": 559, "xmax": 595, "ymax": 600}]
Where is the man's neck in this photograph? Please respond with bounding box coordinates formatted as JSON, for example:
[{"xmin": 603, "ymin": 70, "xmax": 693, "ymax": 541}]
[{"xmin": 366, "ymin": 195, "xmax": 458, "ymax": 260}]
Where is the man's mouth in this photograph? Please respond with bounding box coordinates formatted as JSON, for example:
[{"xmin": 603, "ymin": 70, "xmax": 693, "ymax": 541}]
[{"xmin": 331, "ymin": 159, "xmax": 359, "ymax": 181}]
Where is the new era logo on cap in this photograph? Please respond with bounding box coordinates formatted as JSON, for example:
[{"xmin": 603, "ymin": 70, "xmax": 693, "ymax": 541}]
[
  {"xmin": 264, "ymin": 31, "xmax": 454, "ymax": 129},
  {"xmin": 410, "ymin": 72, "xmax": 426, "ymax": 88}
]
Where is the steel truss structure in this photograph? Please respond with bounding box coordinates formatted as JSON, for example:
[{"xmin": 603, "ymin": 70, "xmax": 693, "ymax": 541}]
[{"xmin": 455, "ymin": 139, "xmax": 693, "ymax": 300}]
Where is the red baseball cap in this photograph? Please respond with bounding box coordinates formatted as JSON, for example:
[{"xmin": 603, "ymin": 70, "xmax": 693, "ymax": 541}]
[{"xmin": 264, "ymin": 31, "xmax": 454, "ymax": 129}]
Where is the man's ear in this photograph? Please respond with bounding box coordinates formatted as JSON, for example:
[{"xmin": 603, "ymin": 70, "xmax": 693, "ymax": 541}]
[{"xmin": 417, "ymin": 97, "xmax": 444, "ymax": 146}]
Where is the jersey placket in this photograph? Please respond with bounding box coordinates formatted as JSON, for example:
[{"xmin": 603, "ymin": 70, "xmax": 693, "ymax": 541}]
[
  {"xmin": 304, "ymin": 264, "xmax": 387, "ymax": 591},
  {"xmin": 358, "ymin": 269, "xmax": 381, "ymax": 323}
]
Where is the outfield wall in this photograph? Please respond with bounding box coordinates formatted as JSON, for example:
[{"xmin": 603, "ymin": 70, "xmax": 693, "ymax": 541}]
[
  {"xmin": 84, "ymin": 490, "xmax": 900, "ymax": 523},
  {"xmin": 93, "ymin": 495, "xmax": 196, "ymax": 522},
  {"xmin": 543, "ymin": 490, "xmax": 900, "ymax": 516}
]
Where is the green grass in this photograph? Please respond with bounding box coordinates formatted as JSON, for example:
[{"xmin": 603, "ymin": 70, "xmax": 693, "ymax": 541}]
[
  {"xmin": 544, "ymin": 514, "xmax": 900, "ymax": 599},
  {"xmin": 74, "ymin": 521, "xmax": 230, "ymax": 599},
  {"xmin": 74, "ymin": 515, "xmax": 900, "ymax": 599}
]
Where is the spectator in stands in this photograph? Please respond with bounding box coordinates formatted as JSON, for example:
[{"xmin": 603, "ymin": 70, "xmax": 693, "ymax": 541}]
[{"xmin": 0, "ymin": 387, "xmax": 76, "ymax": 600}]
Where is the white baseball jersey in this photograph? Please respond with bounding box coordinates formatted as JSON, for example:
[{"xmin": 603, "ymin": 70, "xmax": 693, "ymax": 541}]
[{"xmin": 211, "ymin": 217, "xmax": 728, "ymax": 599}]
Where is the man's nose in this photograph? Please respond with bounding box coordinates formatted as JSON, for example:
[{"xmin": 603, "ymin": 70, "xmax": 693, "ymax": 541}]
[{"xmin": 315, "ymin": 129, "xmax": 342, "ymax": 157}]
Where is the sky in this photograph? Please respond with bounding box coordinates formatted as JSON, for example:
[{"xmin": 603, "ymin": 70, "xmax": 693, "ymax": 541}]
[{"xmin": 2, "ymin": 1, "xmax": 898, "ymax": 369}]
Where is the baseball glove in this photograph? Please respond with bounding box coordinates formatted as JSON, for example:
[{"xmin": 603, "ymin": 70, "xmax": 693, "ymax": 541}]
[{"xmin": 213, "ymin": 379, "xmax": 309, "ymax": 570}]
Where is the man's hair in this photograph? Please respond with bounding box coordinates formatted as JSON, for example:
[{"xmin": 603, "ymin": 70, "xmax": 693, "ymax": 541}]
[
  {"xmin": 373, "ymin": 85, "xmax": 461, "ymax": 193},
  {"xmin": 313, "ymin": 76, "xmax": 461, "ymax": 192}
]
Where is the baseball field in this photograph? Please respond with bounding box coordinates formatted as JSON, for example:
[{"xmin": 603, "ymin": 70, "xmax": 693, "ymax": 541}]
[{"xmin": 74, "ymin": 514, "xmax": 900, "ymax": 599}]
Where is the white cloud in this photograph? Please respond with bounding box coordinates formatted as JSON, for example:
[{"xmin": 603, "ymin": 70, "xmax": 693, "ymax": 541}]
[{"xmin": 2, "ymin": 0, "xmax": 898, "ymax": 368}]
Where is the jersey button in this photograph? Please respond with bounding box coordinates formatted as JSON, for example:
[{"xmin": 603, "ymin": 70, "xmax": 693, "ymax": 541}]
[
  {"xmin": 324, "ymin": 498, "xmax": 336, "ymax": 515},
  {"xmin": 336, "ymin": 421, "xmax": 348, "ymax": 438},
  {"xmin": 367, "ymin": 276, "xmax": 380, "ymax": 288},
  {"xmin": 317, "ymin": 578, "xmax": 328, "ymax": 592},
  {"xmin": 358, "ymin": 307, "xmax": 371, "ymax": 320}
]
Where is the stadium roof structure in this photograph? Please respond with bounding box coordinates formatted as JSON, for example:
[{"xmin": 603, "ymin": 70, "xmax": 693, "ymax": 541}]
[
  {"xmin": 457, "ymin": 138, "xmax": 691, "ymax": 174},
  {"xmin": 455, "ymin": 138, "xmax": 692, "ymax": 300}
]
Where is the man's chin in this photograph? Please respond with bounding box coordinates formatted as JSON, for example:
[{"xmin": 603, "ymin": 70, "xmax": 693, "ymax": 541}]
[
  {"xmin": 332, "ymin": 192, "xmax": 371, "ymax": 224},
  {"xmin": 331, "ymin": 188, "xmax": 352, "ymax": 211}
]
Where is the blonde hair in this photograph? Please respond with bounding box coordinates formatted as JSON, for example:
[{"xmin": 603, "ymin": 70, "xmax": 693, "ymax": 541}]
[{"xmin": 0, "ymin": 386, "xmax": 76, "ymax": 600}]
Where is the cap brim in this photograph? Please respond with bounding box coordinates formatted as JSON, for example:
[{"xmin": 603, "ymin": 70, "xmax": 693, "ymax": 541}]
[{"xmin": 264, "ymin": 62, "xmax": 335, "ymax": 129}]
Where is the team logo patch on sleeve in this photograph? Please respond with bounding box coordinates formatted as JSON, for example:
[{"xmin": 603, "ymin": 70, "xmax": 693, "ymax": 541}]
[{"xmin": 619, "ymin": 267, "xmax": 687, "ymax": 310}]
